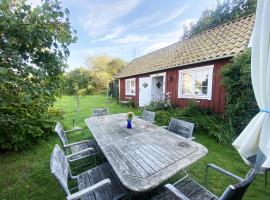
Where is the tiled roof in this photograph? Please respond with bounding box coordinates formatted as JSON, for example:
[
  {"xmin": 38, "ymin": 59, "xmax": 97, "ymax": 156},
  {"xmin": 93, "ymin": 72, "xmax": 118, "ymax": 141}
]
[{"xmin": 116, "ymin": 15, "xmax": 255, "ymax": 78}]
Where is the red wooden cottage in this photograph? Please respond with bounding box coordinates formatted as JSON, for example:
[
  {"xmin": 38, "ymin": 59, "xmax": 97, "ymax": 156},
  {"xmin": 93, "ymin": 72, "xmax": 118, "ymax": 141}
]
[{"xmin": 116, "ymin": 15, "xmax": 255, "ymax": 113}]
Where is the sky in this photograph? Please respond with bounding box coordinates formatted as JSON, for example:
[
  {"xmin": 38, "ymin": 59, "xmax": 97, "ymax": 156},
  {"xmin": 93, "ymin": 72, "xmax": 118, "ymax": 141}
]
[{"xmin": 29, "ymin": 0, "xmax": 220, "ymax": 70}]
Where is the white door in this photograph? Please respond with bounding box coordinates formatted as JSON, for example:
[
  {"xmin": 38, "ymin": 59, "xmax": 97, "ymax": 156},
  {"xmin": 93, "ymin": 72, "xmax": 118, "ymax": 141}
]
[{"xmin": 139, "ymin": 77, "xmax": 151, "ymax": 107}]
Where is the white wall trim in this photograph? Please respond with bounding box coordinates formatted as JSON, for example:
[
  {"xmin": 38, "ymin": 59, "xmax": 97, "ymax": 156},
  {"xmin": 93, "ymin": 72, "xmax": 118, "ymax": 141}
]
[{"xmin": 178, "ymin": 65, "xmax": 214, "ymax": 100}]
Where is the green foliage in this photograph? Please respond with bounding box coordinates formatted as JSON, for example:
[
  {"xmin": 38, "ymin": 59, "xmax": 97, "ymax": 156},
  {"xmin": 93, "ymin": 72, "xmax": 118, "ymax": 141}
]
[
  {"xmin": 155, "ymin": 102, "xmax": 235, "ymax": 144},
  {"xmin": 87, "ymin": 55, "xmax": 126, "ymax": 91},
  {"xmin": 109, "ymin": 79, "xmax": 119, "ymax": 101},
  {"xmin": 63, "ymin": 68, "xmax": 95, "ymax": 95},
  {"xmin": 0, "ymin": 0, "xmax": 76, "ymax": 150},
  {"xmin": 183, "ymin": 0, "xmax": 256, "ymax": 39},
  {"xmin": 221, "ymin": 49, "xmax": 258, "ymax": 135},
  {"xmin": 126, "ymin": 99, "xmax": 136, "ymax": 108},
  {"xmin": 145, "ymin": 93, "xmax": 172, "ymax": 111}
]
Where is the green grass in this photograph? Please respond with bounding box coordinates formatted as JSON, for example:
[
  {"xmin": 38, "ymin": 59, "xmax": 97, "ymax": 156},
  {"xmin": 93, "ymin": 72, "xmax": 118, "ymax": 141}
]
[{"xmin": 0, "ymin": 95, "xmax": 269, "ymax": 199}]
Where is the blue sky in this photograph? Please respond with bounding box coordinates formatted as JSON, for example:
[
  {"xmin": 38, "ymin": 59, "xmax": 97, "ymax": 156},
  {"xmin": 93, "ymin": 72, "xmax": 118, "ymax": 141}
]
[{"xmin": 29, "ymin": 0, "xmax": 220, "ymax": 70}]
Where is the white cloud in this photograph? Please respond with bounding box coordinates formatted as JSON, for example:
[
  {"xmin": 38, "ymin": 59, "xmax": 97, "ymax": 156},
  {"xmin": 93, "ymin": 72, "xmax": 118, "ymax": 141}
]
[
  {"xmin": 182, "ymin": 18, "xmax": 197, "ymax": 30},
  {"xmin": 79, "ymin": 0, "xmax": 141, "ymax": 37},
  {"xmin": 151, "ymin": 4, "xmax": 189, "ymax": 27},
  {"xmin": 141, "ymin": 30, "xmax": 180, "ymax": 54},
  {"xmin": 143, "ymin": 41, "xmax": 171, "ymax": 54},
  {"xmin": 116, "ymin": 34, "xmax": 148, "ymax": 44},
  {"xmin": 94, "ymin": 26, "xmax": 126, "ymax": 42}
]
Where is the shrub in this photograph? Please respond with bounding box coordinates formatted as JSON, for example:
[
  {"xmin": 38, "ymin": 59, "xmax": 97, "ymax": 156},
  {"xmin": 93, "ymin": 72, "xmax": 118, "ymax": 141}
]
[
  {"xmin": 155, "ymin": 102, "xmax": 235, "ymax": 144},
  {"xmin": 221, "ymin": 49, "xmax": 258, "ymax": 135},
  {"xmin": 127, "ymin": 99, "xmax": 136, "ymax": 108},
  {"xmin": 0, "ymin": 105, "xmax": 63, "ymax": 151},
  {"xmin": 145, "ymin": 93, "xmax": 172, "ymax": 111}
]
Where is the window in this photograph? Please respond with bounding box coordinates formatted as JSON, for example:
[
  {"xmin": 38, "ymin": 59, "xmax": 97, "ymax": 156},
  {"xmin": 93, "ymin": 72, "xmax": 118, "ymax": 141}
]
[
  {"xmin": 178, "ymin": 65, "xmax": 213, "ymax": 100},
  {"xmin": 125, "ymin": 78, "xmax": 136, "ymax": 96}
]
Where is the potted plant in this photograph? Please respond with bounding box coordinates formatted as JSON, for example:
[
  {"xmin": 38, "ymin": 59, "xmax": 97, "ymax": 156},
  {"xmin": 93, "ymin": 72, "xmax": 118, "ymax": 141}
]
[{"xmin": 127, "ymin": 112, "xmax": 134, "ymax": 129}]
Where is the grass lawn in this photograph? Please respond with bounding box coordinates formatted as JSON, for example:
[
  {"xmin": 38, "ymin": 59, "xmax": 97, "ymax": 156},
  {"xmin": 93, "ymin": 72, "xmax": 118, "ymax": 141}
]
[{"xmin": 0, "ymin": 95, "xmax": 269, "ymax": 200}]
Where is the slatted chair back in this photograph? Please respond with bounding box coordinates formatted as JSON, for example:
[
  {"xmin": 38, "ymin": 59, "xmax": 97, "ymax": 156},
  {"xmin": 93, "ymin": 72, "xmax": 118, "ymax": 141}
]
[
  {"xmin": 92, "ymin": 107, "xmax": 109, "ymax": 117},
  {"xmin": 220, "ymin": 169, "xmax": 256, "ymax": 200},
  {"xmin": 168, "ymin": 118, "xmax": 194, "ymax": 138},
  {"xmin": 50, "ymin": 144, "xmax": 71, "ymax": 196},
  {"xmin": 142, "ymin": 109, "xmax": 156, "ymax": 122},
  {"xmin": 54, "ymin": 122, "xmax": 68, "ymax": 146}
]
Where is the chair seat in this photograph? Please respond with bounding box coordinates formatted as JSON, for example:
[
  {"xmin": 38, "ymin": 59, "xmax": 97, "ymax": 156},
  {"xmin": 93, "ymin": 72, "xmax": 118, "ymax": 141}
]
[
  {"xmin": 70, "ymin": 139, "xmax": 99, "ymax": 161},
  {"xmin": 77, "ymin": 162, "xmax": 128, "ymax": 200},
  {"xmin": 152, "ymin": 178, "xmax": 219, "ymax": 200}
]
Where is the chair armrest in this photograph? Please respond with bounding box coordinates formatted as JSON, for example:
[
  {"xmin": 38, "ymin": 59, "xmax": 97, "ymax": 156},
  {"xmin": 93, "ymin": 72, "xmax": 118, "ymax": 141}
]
[
  {"xmin": 205, "ymin": 163, "xmax": 243, "ymax": 186},
  {"xmin": 64, "ymin": 140, "xmax": 90, "ymax": 148},
  {"xmin": 66, "ymin": 147, "xmax": 95, "ymax": 161},
  {"xmin": 65, "ymin": 127, "xmax": 83, "ymax": 133},
  {"xmin": 67, "ymin": 179, "xmax": 111, "ymax": 200},
  {"xmin": 164, "ymin": 184, "xmax": 190, "ymax": 200}
]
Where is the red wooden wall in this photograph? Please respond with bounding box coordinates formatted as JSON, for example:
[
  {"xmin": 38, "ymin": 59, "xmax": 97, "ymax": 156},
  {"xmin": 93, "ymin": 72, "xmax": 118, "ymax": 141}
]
[{"xmin": 119, "ymin": 58, "xmax": 230, "ymax": 113}]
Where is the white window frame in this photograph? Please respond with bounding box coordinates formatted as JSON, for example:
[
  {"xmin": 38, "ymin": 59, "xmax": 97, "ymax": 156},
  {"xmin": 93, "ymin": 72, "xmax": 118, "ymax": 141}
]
[
  {"xmin": 125, "ymin": 78, "xmax": 136, "ymax": 96},
  {"xmin": 178, "ymin": 65, "xmax": 214, "ymax": 100}
]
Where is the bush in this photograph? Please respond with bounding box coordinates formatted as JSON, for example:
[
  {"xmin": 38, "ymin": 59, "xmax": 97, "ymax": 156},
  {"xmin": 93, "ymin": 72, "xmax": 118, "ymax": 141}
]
[
  {"xmin": 221, "ymin": 49, "xmax": 258, "ymax": 135},
  {"xmin": 155, "ymin": 102, "xmax": 235, "ymax": 144},
  {"xmin": 0, "ymin": 104, "xmax": 63, "ymax": 151},
  {"xmin": 145, "ymin": 93, "xmax": 172, "ymax": 111},
  {"xmin": 127, "ymin": 99, "xmax": 136, "ymax": 108}
]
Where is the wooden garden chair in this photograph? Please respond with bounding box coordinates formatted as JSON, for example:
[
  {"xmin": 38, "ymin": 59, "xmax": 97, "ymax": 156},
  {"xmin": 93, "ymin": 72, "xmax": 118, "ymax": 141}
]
[
  {"xmin": 50, "ymin": 145, "xmax": 129, "ymax": 200},
  {"xmin": 162, "ymin": 118, "xmax": 195, "ymax": 180},
  {"xmin": 163, "ymin": 118, "xmax": 195, "ymax": 139},
  {"xmin": 152, "ymin": 164, "xmax": 256, "ymax": 200},
  {"xmin": 138, "ymin": 109, "xmax": 156, "ymax": 123},
  {"xmin": 54, "ymin": 122, "xmax": 100, "ymax": 164},
  {"xmin": 92, "ymin": 107, "xmax": 110, "ymax": 117}
]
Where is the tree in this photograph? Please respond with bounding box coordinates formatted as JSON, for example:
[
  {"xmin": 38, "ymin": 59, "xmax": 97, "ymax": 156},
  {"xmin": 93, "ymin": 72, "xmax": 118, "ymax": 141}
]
[
  {"xmin": 0, "ymin": 0, "xmax": 76, "ymax": 150},
  {"xmin": 63, "ymin": 68, "xmax": 95, "ymax": 95},
  {"xmin": 183, "ymin": 0, "xmax": 257, "ymax": 39},
  {"xmin": 86, "ymin": 55, "xmax": 126, "ymax": 91}
]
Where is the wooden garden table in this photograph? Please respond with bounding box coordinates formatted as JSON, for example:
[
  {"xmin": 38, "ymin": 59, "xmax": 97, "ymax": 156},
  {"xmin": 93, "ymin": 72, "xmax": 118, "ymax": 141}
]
[{"xmin": 84, "ymin": 113, "xmax": 208, "ymax": 192}]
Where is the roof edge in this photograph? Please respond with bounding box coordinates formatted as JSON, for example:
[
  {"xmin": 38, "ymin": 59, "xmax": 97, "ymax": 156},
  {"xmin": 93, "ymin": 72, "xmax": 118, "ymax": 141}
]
[{"xmin": 116, "ymin": 54, "xmax": 236, "ymax": 79}]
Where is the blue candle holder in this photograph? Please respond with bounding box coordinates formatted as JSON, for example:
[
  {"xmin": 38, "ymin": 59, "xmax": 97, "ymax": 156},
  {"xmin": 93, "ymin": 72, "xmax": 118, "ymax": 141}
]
[{"xmin": 127, "ymin": 119, "xmax": 132, "ymax": 129}]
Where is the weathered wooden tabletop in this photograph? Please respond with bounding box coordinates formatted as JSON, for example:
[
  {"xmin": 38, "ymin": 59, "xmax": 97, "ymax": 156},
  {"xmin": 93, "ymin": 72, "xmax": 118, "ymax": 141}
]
[{"xmin": 85, "ymin": 113, "xmax": 208, "ymax": 192}]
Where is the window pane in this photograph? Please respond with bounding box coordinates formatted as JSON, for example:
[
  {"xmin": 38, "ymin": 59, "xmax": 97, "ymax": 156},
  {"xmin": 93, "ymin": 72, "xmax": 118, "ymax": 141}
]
[
  {"xmin": 202, "ymin": 86, "xmax": 208, "ymax": 94},
  {"xmin": 127, "ymin": 80, "xmax": 130, "ymax": 93},
  {"xmin": 131, "ymin": 79, "xmax": 135, "ymax": 86},
  {"xmin": 202, "ymin": 71, "xmax": 208, "ymax": 87},
  {"xmin": 182, "ymin": 72, "xmax": 193, "ymax": 95},
  {"xmin": 195, "ymin": 70, "xmax": 208, "ymax": 95}
]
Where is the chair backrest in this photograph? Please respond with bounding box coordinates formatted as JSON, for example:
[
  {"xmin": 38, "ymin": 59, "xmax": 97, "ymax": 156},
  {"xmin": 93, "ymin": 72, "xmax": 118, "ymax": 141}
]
[
  {"xmin": 168, "ymin": 118, "xmax": 194, "ymax": 138},
  {"xmin": 220, "ymin": 169, "xmax": 256, "ymax": 200},
  {"xmin": 92, "ymin": 107, "xmax": 109, "ymax": 117},
  {"xmin": 142, "ymin": 110, "xmax": 156, "ymax": 122},
  {"xmin": 50, "ymin": 144, "xmax": 71, "ymax": 196},
  {"xmin": 54, "ymin": 122, "xmax": 68, "ymax": 146}
]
